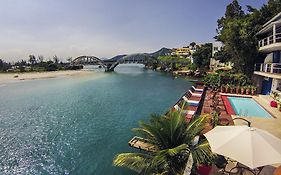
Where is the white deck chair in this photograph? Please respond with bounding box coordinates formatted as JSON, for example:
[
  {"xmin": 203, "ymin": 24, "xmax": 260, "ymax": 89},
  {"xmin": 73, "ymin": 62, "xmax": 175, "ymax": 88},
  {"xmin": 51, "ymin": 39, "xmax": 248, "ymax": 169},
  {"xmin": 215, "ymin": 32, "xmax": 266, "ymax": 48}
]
[
  {"xmin": 182, "ymin": 96, "xmax": 199, "ymax": 105},
  {"xmin": 188, "ymin": 100, "xmax": 199, "ymax": 104},
  {"xmin": 189, "ymin": 90, "xmax": 202, "ymax": 97},
  {"xmin": 192, "ymin": 86, "xmax": 204, "ymax": 92},
  {"xmin": 174, "ymin": 105, "xmax": 195, "ymax": 115}
]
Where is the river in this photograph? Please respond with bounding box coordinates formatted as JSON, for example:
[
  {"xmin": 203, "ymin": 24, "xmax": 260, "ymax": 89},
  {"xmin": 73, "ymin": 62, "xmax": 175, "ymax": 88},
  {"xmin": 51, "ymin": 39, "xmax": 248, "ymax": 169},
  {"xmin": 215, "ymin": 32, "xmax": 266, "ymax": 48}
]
[{"xmin": 0, "ymin": 65, "xmax": 192, "ymax": 175}]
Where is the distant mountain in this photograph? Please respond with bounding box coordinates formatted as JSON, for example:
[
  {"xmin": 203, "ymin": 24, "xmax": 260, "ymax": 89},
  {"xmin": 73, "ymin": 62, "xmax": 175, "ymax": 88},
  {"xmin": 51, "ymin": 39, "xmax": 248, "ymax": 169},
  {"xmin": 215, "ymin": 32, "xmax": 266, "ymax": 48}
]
[
  {"xmin": 105, "ymin": 47, "xmax": 172, "ymax": 62},
  {"xmin": 121, "ymin": 53, "xmax": 150, "ymax": 61},
  {"xmin": 149, "ymin": 48, "xmax": 172, "ymax": 58},
  {"xmin": 107, "ymin": 54, "xmax": 127, "ymax": 61},
  {"xmin": 100, "ymin": 57, "xmax": 108, "ymax": 60}
]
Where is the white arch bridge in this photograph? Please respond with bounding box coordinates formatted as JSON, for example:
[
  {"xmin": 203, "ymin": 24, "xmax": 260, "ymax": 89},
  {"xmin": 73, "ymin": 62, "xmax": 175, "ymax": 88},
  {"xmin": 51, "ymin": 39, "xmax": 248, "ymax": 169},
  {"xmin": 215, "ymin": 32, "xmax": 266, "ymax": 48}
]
[{"xmin": 71, "ymin": 55, "xmax": 158, "ymax": 72}]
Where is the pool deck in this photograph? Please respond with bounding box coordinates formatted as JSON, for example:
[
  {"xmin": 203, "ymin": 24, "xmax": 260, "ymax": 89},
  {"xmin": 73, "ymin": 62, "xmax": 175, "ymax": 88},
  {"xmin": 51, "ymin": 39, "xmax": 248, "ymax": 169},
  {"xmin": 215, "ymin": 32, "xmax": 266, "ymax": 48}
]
[
  {"xmin": 233, "ymin": 95, "xmax": 281, "ymax": 139},
  {"xmin": 206, "ymin": 93, "xmax": 281, "ymax": 174}
]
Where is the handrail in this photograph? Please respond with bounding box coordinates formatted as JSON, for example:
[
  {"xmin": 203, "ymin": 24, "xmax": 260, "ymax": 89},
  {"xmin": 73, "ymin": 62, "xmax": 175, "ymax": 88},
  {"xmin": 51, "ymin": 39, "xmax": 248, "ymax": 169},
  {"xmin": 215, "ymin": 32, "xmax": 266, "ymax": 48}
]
[
  {"xmin": 254, "ymin": 63, "xmax": 281, "ymax": 73},
  {"xmin": 258, "ymin": 33, "xmax": 281, "ymax": 47},
  {"xmin": 229, "ymin": 117, "xmax": 251, "ymax": 127}
]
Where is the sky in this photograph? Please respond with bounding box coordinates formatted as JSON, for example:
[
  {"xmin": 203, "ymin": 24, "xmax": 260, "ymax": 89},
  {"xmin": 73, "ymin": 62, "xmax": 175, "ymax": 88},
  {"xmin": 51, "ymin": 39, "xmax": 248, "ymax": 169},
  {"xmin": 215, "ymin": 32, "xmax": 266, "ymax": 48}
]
[{"xmin": 0, "ymin": 0, "xmax": 267, "ymax": 61}]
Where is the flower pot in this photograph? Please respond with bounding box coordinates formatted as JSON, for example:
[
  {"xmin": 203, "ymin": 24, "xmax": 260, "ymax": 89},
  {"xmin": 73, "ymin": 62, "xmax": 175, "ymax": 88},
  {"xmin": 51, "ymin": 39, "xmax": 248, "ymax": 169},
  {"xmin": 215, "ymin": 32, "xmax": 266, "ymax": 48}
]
[
  {"xmin": 225, "ymin": 87, "xmax": 229, "ymax": 93},
  {"xmin": 270, "ymin": 101, "xmax": 278, "ymax": 108},
  {"xmin": 241, "ymin": 89, "xmax": 245, "ymax": 95},
  {"xmin": 251, "ymin": 89, "xmax": 256, "ymax": 95},
  {"xmin": 235, "ymin": 87, "xmax": 240, "ymax": 94},
  {"xmin": 198, "ymin": 165, "xmax": 212, "ymax": 175},
  {"xmin": 246, "ymin": 89, "xmax": 250, "ymax": 95},
  {"xmin": 230, "ymin": 88, "xmax": 235, "ymax": 94},
  {"xmin": 220, "ymin": 86, "xmax": 225, "ymax": 93}
]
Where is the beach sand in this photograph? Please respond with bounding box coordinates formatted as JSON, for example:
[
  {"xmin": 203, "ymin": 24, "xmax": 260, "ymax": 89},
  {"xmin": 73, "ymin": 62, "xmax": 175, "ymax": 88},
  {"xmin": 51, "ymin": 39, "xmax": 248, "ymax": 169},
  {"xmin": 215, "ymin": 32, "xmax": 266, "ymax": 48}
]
[{"xmin": 0, "ymin": 70, "xmax": 95, "ymax": 84}]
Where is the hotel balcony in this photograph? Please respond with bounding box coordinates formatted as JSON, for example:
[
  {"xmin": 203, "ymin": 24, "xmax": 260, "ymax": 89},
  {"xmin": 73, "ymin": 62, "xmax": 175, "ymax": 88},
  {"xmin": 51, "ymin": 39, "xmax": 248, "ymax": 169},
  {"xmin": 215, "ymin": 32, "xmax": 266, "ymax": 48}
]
[
  {"xmin": 258, "ymin": 33, "xmax": 281, "ymax": 52},
  {"xmin": 254, "ymin": 63, "xmax": 281, "ymax": 79}
]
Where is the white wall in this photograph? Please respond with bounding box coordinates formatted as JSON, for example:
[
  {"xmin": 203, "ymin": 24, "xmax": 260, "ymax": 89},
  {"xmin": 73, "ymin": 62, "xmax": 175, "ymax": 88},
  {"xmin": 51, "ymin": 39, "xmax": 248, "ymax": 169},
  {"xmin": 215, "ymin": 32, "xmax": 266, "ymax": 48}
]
[
  {"xmin": 212, "ymin": 41, "xmax": 224, "ymax": 57},
  {"xmin": 272, "ymin": 78, "xmax": 281, "ymax": 92}
]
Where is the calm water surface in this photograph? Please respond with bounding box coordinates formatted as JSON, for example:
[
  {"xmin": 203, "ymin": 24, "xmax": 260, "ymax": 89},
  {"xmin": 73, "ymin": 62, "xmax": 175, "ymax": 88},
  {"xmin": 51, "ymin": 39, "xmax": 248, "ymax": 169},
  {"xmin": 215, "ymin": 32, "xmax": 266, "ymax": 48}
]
[{"xmin": 0, "ymin": 65, "xmax": 192, "ymax": 175}]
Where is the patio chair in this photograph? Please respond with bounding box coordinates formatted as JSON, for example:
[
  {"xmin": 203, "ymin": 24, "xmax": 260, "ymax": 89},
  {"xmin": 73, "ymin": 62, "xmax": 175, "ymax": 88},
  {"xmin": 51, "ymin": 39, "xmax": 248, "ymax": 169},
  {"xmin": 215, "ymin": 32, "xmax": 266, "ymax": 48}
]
[
  {"xmin": 237, "ymin": 163, "xmax": 264, "ymax": 175},
  {"xmin": 214, "ymin": 157, "xmax": 241, "ymax": 174}
]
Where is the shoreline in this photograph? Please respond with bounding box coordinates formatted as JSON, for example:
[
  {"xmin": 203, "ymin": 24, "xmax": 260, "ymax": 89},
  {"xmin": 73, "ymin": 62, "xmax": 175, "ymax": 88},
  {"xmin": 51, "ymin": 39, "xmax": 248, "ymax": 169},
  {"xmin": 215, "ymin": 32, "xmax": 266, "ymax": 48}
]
[{"xmin": 0, "ymin": 70, "xmax": 95, "ymax": 85}]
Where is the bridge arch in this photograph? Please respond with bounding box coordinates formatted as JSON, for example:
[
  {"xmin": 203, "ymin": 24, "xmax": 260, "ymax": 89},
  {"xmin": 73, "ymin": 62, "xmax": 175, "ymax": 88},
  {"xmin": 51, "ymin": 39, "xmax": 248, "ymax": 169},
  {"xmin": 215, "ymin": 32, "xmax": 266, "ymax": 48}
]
[
  {"xmin": 71, "ymin": 56, "xmax": 106, "ymax": 68},
  {"xmin": 106, "ymin": 54, "xmax": 158, "ymax": 71}
]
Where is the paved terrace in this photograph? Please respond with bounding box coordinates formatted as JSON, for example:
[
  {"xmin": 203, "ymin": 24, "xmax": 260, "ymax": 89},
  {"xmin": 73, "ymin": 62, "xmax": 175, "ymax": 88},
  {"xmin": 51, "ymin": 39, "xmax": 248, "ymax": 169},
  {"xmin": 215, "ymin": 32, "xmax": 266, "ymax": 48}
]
[
  {"xmin": 201, "ymin": 90, "xmax": 234, "ymax": 132},
  {"xmin": 233, "ymin": 95, "xmax": 281, "ymax": 139},
  {"xmin": 201, "ymin": 91, "xmax": 281, "ymax": 174}
]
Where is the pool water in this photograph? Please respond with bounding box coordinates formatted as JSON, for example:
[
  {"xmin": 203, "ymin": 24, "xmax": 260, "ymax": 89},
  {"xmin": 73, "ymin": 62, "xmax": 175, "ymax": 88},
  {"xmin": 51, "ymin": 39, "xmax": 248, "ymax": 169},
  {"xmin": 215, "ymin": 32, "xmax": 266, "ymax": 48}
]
[{"xmin": 227, "ymin": 97, "xmax": 272, "ymax": 118}]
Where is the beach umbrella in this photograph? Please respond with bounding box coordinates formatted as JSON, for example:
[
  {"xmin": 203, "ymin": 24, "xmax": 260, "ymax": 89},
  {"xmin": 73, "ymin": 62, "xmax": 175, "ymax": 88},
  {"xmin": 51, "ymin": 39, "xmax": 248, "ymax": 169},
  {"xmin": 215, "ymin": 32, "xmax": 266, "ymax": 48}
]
[{"xmin": 204, "ymin": 125, "xmax": 281, "ymax": 169}]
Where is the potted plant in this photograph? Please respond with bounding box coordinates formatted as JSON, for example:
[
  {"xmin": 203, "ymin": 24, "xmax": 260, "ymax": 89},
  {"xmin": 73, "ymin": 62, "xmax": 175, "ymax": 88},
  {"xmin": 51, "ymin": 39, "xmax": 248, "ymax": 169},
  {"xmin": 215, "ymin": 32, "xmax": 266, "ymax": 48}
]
[
  {"xmin": 197, "ymin": 158, "xmax": 213, "ymax": 175},
  {"xmin": 241, "ymin": 86, "xmax": 245, "ymax": 95},
  {"xmin": 220, "ymin": 85, "xmax": 225, "ymax": 93},
  {"xmin": 230, "ymin": 85, "xmax": 235, "ymax": 94},
  {"xmin": 235, "ymin": 86, "xmax": 240, "ymax": 94},
  {"xmin": 272, "ymin": 91, "xmax": 279, "ymax": 100},
  {"xmin": 271, "ymin": 91, "xmax": 279, "ymax": 108},
  {"xmin": 225, "ymin": 84, "xmax": 230, "ymax": 93},
  {"xmin": 245, "ymin": 85, "xmax": 251, "ymax": 95},
  {"xmin": 251, "ymin": 86, "xmax": 257, "ymax": 95},
  {"xmin": 197, "ymin": 164, "xmax": 212, "ymax": 175}
]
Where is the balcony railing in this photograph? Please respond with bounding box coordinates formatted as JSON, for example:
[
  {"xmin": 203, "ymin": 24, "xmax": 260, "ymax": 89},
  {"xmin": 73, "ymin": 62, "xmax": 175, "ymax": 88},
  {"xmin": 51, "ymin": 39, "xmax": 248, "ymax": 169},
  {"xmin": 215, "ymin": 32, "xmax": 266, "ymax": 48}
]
[
  {"xmin": 258, "ymin": 33, "xmax": 281, "ymax": 47},
  {"xmin": 254, "ymin": 63, "xmax": 281, "ymax": 74}
]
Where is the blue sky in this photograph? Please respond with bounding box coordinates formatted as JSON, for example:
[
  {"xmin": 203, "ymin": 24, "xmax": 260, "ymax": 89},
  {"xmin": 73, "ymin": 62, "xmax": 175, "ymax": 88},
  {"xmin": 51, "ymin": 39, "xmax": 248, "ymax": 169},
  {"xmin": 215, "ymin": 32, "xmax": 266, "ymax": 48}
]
[{"xmin": 0, "ymin": 0, "xmax": 267, "ymax": 61}]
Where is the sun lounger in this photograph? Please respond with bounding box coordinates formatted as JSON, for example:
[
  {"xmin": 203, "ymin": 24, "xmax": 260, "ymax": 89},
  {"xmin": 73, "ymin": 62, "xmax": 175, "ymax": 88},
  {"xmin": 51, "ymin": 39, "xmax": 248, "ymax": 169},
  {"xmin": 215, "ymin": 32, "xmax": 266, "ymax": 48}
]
[
  {"xmin": 192, "ymin": 86, "xmax": 204, "ymax": 92},
  {"xmin": 174, "ymin": 105, "xmax": 195, "ymax": 115},
  {"xmin": 188, "ymin": 100, "xmax": 199, "ymax": 105},
  {"xmin": 174, "ymin": 104, "xmax": 181, "ymax": 111},
  {"xmin": 189, "ymin": 90, "xmax": 202, "ymax": 97},
  {"xmin": 182, "ymin": 96, "xmax": 199, "ymax": 105}
]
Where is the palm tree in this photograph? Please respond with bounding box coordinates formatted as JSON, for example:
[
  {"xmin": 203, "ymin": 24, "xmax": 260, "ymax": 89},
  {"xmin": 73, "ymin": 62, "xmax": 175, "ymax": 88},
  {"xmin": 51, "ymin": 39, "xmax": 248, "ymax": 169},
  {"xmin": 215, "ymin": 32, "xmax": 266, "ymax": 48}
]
[{"xmin": 113, "ymin": 110, "xmax": 214, "ymax": 174}]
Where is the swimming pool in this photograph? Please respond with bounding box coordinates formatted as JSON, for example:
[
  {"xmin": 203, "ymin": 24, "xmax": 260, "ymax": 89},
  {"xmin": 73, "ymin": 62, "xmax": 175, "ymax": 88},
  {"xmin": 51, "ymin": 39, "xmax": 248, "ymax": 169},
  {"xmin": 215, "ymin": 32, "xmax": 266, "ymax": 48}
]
[{"xmin": 227, "ymin": 97, "xmax": 272, "ymax": 118}]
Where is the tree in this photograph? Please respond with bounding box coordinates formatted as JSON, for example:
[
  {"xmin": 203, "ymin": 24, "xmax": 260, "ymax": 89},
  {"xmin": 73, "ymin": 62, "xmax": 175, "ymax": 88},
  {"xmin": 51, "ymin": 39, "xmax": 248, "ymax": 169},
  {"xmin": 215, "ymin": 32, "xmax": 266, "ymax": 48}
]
[
  {"xmin": 0, "ymin": 59, "xmax": 3, "ymax": 71},
  {"xmin": 214, "ymin": 48, "xmax": 231, "ymax": 63},
  {"xmin": 192, "ymin": 43, "xmax": 212, "ymax": 70},
  {"xmin": 38, "ymin": 55, "xmax": 44, "ymax": 63},
  {"xmin": 53, "ymin": 55, "xmax": 59, "ymax": 64},
  {"xmin": 216, "ymin": 0, "xmax": 281, "ymax": 76},
  {"xmin": 189, "ymin": 42, "xmax": 196, "ymax": 48},
  {"xmin": 29, "ymin": 55, "xmax": 36, "ymax": 65},
  {"xmin": 113, "ymin": 111, "xmax": 213, "ymax": 174},
  {"xmin": 67, "ymin": 57, "xmax": 72, "ymax": 63}
]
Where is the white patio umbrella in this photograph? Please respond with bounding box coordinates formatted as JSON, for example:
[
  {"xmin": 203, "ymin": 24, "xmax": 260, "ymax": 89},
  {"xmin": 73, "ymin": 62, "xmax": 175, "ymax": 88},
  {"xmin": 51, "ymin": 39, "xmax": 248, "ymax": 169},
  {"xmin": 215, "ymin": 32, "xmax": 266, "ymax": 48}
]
[{"xmin": 204, "ymin": 125, "xmax": 281, "ymax": 169}]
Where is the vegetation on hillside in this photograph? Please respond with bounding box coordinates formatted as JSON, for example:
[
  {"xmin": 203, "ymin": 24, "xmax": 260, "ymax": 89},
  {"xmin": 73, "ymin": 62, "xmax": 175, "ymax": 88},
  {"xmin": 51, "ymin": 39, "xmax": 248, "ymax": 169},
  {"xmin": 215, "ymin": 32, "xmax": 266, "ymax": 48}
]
[
  {"xmin": 216, "ymin": 0, "xmax": 281, "ymax": 76},
  {"xmin": 0, "ymin": 59, "xmax": 12, "ymax": 72},
  {"xmin": 192, "ymin": 43, "xmax": 212, "ymax": 71}
]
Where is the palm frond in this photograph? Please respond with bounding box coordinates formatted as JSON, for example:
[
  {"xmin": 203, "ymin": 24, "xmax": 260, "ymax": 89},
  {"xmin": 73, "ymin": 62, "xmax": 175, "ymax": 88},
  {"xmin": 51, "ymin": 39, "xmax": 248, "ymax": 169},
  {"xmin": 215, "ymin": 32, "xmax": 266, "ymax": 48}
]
[
  {"xmin": 191, "ymin": 140, "xmax": 215, "ymax": 166},
  {"xmin": 184, "ymin": 115, "xmax": 208, "ymax": 143},
  {"xmin": 113, "ymin": 153, "xmax": 153, "ymax": 173}
]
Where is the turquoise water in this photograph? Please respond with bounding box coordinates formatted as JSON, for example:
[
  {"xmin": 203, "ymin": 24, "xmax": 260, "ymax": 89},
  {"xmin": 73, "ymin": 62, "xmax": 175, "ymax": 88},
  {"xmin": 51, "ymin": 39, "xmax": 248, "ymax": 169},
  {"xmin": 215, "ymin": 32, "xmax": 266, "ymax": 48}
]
[
  {"xmin": 227, "ymin": 97, "xmax": 272, "ymax": 118},
  {"xmin": 0, "ymin": 65, "xmax": 192, "ymax": 175}
]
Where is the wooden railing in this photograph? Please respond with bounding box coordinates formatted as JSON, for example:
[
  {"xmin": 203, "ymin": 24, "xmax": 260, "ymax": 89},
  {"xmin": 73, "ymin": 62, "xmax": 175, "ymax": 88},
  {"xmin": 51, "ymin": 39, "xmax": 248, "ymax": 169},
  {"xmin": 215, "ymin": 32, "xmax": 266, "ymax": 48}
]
[{"xmin": 254, "ymin": 63, "xmax": 281, "ymax": 74}]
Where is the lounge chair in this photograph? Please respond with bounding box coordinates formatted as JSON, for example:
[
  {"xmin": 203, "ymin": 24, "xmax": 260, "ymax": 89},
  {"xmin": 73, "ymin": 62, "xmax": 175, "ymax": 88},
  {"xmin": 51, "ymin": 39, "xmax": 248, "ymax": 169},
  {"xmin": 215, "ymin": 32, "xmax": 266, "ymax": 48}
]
[
  {"xmin": 192, "ymin": 85, "xmax": 204, "ymax": 92},
  {"xmin": 187, "ymin": 100, "xmax": 199, "ymax": 105},
  {"xmin": 182, "ymin": 96, "xmax": 199, "ymax": 106},
  {"xmin": 174, "ymin": 105, "xmax": 195, "ymax": 115},
  {"xmin": 189, "ymin": 90, "xmax": 202, "ymax": 97},
  {"xmin": 215, "ymin": 157, "xmax": 261, "ymax": 175},
  {"xmin": 215, "ymin": 157, "xmax": 240, "ymax": 174}
]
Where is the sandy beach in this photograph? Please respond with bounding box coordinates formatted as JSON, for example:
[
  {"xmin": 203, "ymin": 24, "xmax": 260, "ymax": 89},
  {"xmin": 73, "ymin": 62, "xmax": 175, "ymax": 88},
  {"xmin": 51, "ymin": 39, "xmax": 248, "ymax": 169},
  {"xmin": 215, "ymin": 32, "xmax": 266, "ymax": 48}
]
[{"xmin": 0, "ymin": 70, "xmax": 94, "ymax": 85}]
